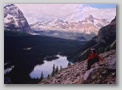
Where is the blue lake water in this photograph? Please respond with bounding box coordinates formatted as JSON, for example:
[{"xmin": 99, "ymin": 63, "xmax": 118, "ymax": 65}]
[{"xmin": 29, "ymin": 55, "xmax": 71, "ymax": 79}]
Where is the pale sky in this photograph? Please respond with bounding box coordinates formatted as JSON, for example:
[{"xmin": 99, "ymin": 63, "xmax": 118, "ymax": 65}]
[{"xmin": 15, "ymin": 4, "xmax": 116, "ymax": 24}]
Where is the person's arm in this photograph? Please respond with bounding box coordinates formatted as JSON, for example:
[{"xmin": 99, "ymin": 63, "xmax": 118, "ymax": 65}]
[{"xmin": 96, "ymin": 54, "xmax": 104, "ymax": 61}]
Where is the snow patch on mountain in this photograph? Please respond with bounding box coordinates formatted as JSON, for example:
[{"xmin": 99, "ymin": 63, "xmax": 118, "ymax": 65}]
[
  {"xmin": 31, "ymin": 15, "xmax": 109, "ymax": 35},
  {"xmin": 4, "ymin": 4, "xmax": 33, "ymax": 34}
]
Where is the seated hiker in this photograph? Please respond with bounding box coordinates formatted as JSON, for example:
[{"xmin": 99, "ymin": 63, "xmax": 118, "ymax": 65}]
[{"xmin": 86, "ymin": 48, "xmax": 104, "ymax": 70}]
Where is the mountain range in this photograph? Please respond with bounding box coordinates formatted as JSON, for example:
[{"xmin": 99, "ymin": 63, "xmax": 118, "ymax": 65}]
[
  {"xmin": 4, "ymin": 4, "xmax": 111, "ymax": 41},
  {"xmin": 31, "ymin": 15, "xmax": 109, "ymax": 35}
]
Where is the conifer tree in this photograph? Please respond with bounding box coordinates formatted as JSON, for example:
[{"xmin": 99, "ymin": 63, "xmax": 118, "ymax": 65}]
[
  {"xmin": 47, "ymin": 74, "xmax": 50, "ymax": 78},
  {"xmin": 51, "ymin": 64, "xmax": 55, "ymax": 76},
  {"xmin": 55, "ymin": 66, "xmax": 59, "ymax": 73},
  {"xmin": 60, "ymin": 65, "xmax": 63, "ymax": 71},
  {"xmin": 40, "ymin": 71, "xmax": 44, "ymax": 80},
  {"xmin": 68, "ymin": 62, "xmax": 71, "ymax": 66}
]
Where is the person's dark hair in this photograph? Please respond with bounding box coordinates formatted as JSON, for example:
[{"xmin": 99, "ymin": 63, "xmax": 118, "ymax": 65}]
[{"xmin": 92, "ymin": 50, "xmax": 96, "ymax": 54}]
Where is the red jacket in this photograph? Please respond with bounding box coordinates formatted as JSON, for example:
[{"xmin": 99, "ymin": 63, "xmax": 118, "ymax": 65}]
[{"xmin": 87, "ymin": 53, "xmax": 104, "ymax": 61}]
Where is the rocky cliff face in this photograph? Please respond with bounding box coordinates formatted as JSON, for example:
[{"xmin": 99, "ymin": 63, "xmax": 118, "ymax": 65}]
[
  {"xmin": 4, "ymin": 4, "xmax": 33, "ymax": 34},
  {"xmin": 40, "ymin": 50, "xmax": 116, "ymax": 84},
  {"xmin": 98, "ymin": 17, "xmax": 116, "ymax": 42}
]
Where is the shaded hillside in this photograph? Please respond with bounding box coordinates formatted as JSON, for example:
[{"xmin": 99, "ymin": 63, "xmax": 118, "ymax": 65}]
[
  {"xmin": 4, "ymin": 31, "xmax": 86, "ymax": 84},
  {"xmin": 40, "ymin": 50, "xmax": 116, "ymax": 84}
]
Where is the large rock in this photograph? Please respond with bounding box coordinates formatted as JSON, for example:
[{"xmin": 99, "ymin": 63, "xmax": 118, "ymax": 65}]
[
  {"xmin": 104, "ymin": 51, "xmax": 116, "ymax": 69},
  {"xmin": 83, "ymin": 68, "xmax": 94, "ymax": 80}
]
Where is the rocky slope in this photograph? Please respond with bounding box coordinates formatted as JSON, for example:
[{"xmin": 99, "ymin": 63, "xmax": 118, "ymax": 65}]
[
  {"xmin": 31, "ymin": 15, "xmax": 109, "ymax": 35},
  {"xmin": 4, "ymin": 4, "xmax": 33, "ymax": 34},
  {"xmin": 40, "ymin": 50, "xmax": 116, "ymax": 84}
]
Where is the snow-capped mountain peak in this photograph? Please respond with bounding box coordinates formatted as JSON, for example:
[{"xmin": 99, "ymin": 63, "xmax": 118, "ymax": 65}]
[
  {"xmin": 4, "ymin": 4, "xmax": 33, "ymax": 34},
  {"xmin": 85, "ymin": 15, "xmax": 94, "ymax": 23},
  {"xmin": 31, "ymin": 15, "xmax": 109, "ymax": 36}
]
